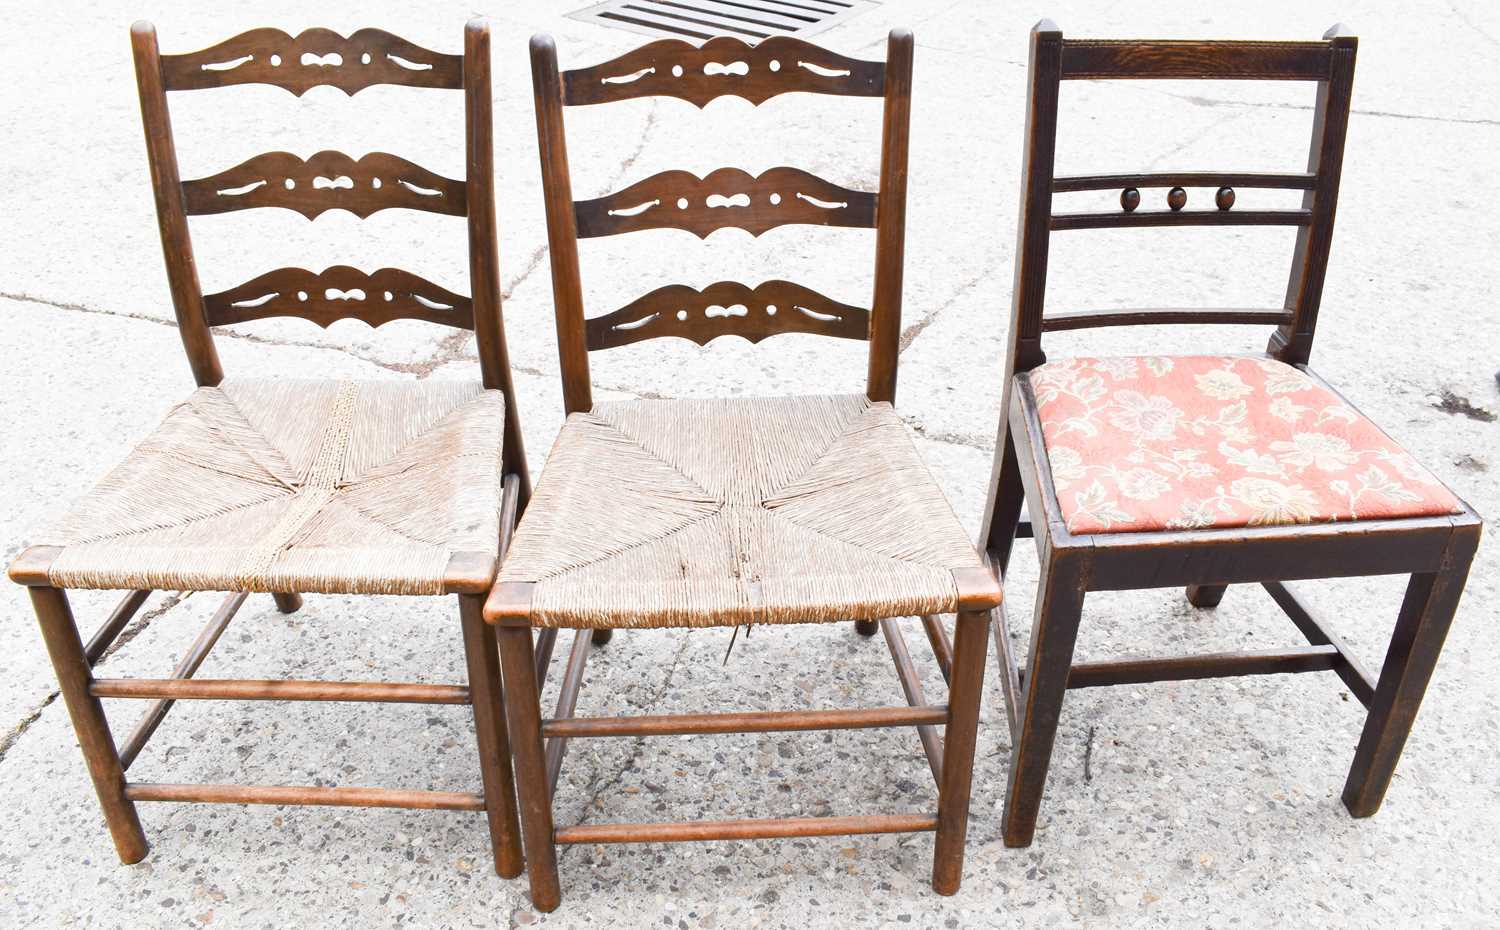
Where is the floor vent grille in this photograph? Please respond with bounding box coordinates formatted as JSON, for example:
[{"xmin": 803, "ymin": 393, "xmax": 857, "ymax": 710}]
[{"xmin": 568, "ymin": 0, "xmax": 877, "ymax": 41}]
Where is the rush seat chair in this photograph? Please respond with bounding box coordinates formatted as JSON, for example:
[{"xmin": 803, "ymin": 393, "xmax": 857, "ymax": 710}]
[
  {"xmin": 485, "ymin": 30, "xmax": 1002, "ymax": 911},
  {"xmin": 7, "ymin": 20, "xmax": 531, "ymax": 876}
]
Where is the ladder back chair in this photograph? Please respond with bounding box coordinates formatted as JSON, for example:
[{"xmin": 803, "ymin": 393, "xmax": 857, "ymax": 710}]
[
  {"xmin": 985, "ymin": 21, "xmax": 1481, "ymax": 847},
  {"xmin": 7, "ymin": 20, "xmax": 530, "ymax": 877},
  {"xmin": 486, "ymin": 30, "xmax": 1001, "ymax": 911}
]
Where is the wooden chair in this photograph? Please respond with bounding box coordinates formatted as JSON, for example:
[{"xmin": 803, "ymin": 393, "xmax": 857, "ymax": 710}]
[
  {"xmin": 7, "ymin": 20, "xmax": 531, "ymax": 876},
  {"xmin": 485, "ymin": 31, "xmax": 1001, "ymax": 911},
  {"xmin": 985, "ymin": 21, "xmax": 1482, "ymax": 847}
]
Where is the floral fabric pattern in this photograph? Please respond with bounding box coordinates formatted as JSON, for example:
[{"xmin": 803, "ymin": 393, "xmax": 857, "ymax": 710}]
[{"xmin": 1028, "ymin": 355, "xmax": 1461, "ymax": 534}]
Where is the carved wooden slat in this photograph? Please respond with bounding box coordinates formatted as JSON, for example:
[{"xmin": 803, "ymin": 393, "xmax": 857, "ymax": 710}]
[
  {"xmin": 182, "ymin": 151, "xmax": 465, "ymax": 219},
  {"xmin": 575, "ymin": 167, "xmax": 876, "ymax": 239},
  {"xmin": 161, "ymin": 27, "xmax": 464, "ymax": 95},
  {"xmin": 562, "ymin": 35, "xmax": 884, "ymax": 107},
  {"xmin": 203, "ymin": 266, "xmax": 473, "ymax": 329},
  {"xmin": 585, "ymin": 280, "xmax": 869, "ymax": 349},
  {"xmin": 1060, "ymin": 40, "xmax": 1332, "ymax": 81}
]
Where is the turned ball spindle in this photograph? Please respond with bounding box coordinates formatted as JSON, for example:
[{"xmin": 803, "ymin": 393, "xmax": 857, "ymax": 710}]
[
  {"xmin": 1120, "ymin": 187, "xmax": 1140, "ymax": 212},
  {"xmin": 1167, "ymin": 186, "xmax": 1187, "ymax": 211},
  {"xmin": 1216, "ymin": 186, "xmax": 1235, "ymax": 211}
]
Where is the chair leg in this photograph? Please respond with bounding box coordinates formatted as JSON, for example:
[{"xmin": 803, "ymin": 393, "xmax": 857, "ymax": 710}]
[
  {"xmin": 932, "ymin": 608, "xmax": 989, "ymax": 895},
  {"xmin": 1002, "ymin": 549, "xmax": 1089, "ymax": 847},
  {"xmin": 271, "ymin": 592, "xmax": 303, "ymax": 613},
  {"xmin": 982, "ymin": 429, "xmax": 1027, "ymax": 576},
  {"xmin": 1342, "ymin": 527, "xmax": 1479, "ymax": 817},
  {"xmin": 458, "ymin": 595, "xmax": 524, "ymax": 878},
  {"xmin": 28, "ymin": 586, "xmax": 149, "ymax": 864},
  {"xmin": 591, "ymin": 628, "xmax": 614, "ymax": 646},
  {"xmin": 497, "ymin": 625, "xmax": 561, "ymax": 912},
  {"xmin": 854, "ymin": 619, "xmax": 879, "ymax": 637},
  {"xmin": 1185, "ymin": 584, "xmax": 1227, "ymax": 608}
]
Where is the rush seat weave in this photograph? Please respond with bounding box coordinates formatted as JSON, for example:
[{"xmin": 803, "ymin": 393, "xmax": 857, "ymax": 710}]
[
  {"xmin": 34, "ymin": 379, "xmax": 506, "ymax": 595},
  {"xmin": 499, "ymin": 394, "xmax": 991, "ymax": 628}
]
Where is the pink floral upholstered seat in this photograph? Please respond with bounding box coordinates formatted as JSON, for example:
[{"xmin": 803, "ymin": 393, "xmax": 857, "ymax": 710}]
[{"xmin": 1028, "ymin": 355, "xmax": 1461, "ymax": 534}]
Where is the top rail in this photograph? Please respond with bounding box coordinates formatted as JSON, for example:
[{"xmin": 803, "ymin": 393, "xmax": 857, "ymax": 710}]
[
  {"xmin": 1060, "ymin": 39, "xmax": 1333, "ymax": 81},
  {"xmin": 160, "ymin": 27, "xmax": 464, "ymax": 95}
]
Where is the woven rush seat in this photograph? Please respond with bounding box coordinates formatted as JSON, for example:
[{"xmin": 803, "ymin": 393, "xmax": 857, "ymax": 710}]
[
  {"xmin": 33, "ymin": 378, "xmax": 506, "ymax": 595},
  {"xmin": 1027, "ymin": 355, "xmax": 1462, "ymax": 535},
  {"xmin": 499, "ymin": 394, "xmax": 991, "ymax": 628}
]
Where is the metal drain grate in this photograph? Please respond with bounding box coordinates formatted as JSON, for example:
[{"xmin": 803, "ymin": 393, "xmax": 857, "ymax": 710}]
[{"xmin": 568, "ymin": 0, "xmax": 878, "ymax": 42}]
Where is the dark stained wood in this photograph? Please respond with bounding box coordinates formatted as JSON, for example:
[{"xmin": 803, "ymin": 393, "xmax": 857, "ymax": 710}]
[
  {"xmin": 202, "ymin": 266, "xmax": 473, "ymax": 329},
  {"xmin": 544, "ymin": 630, "xmax": 592, "ymax": 798},
  {"xmin": 920, "ymin": 615, "xmax": 954, "ymax": 682},
  {"xmin": 1166, "ymin": 186, "xmax": 1187, "ymax": 211},
  {"xmin": 497, "ymin": 625, "xmax": 561, "ymax": 912},
  {"xmin": 1051, "ymin": 208, "xmax": 1310, "ymax": 230},
  {"xmin": 865, "ymin": 27, "xmax": 914, "ymax": 403},
  {"xmin": 1271, "ymin": 27, "xmax": 1358, "ymax": 366},
  {"xmin": 30, "ymin": 586, "xmax": 148, "ymax": 863},
  {"xmin": 586, "ymin": 280, "xmax": 869, "ymax": 349},
  {"xmin": 131, "ymin": 22, "xmax": 222, "ymax": 386},
  {"xmin": 160, "ymin": 27, "xmax": 464, "ymax": 94},
  {"xmin": 1263, "ymin": 581, "xmax": 1376, "ymax": 706},
  {"xmin": 1343, "ymin": 522, "xmax": 1479, "ymax": 816},
  {"xmin": 1002, "ymin": 547, "xmax": 1088, "ymax": 848},
  {"xmin": 542, "ymin": 705, "xmax": 947, "ymax": 738},
  {"xmin": 84, "ymin": 590, "xmax": 152, "ymax": 665},
  {"xmin": 271, "ymin": 592, "xmax": 303, "ymax": 613},
  {"xmin": 1055, "ymin": 171, "xmax": 1315, "ymax": 192},
  {"xmin": 879, "ymin": 619, "xmax": 944, "ymax": 785},
  {"xmin": 1067, "ymin": 645, "xmax": 1341, "ymax": 689},
  {"xmin": 1041, "ymin": 307, "xmax": 1291, "ymax": 331},
  {"xmin": 460, "ymin": 592, "xmax": 524, "ymax": 879},
  {"xmin": 932, "ymin": 609, "xmax": 988, "ymax": 895},
  {"xmin": 1119, "ymin": 187, "xmax": 1140, "ymax": 212},
  {"xmin": 91, "ymin": 678, "xmax": 471, "ymax": 703},
  {"xmin": 1060, "ymin": 39, "xmax": 1333, "ymax": 81},
  {"xmin": 561, "ymin": 35, "xmax": 884, "ymax": 107},
  {"xmin": 464, "ymin": 21, "xmax": 530, "ymax": 499},
  {"xmin": 125, "ymin": 782, "xmax": 485, "ymax": 810},
  {"xmin": 534, "ymin": 627, "xmax": 560, "ymax": 687},
  {"xmin": 182, "ymin": 151, "xmax": 465, "ymax": 219},
  {"xmin": 989, "ymin": 600, "xmax": 1024, "ymax": 744},
  {"xmin": 530, "ymin": 34, "xmax": 593, "ymax": 415},
  {"xmin": 118, "ymin": 592, "xmax": 247, "ymax": 770},
  {"xmin": 443, "ymin": 550, "xmax": 500, "ymax": 595},
  {"xmin": 985, "ymin": 21, "xmax": 1482, "ymax": 850},
  {"xmin": 557, "ymin": 814, "xmax": 936, "ymax": 845},
  {"xmin": 575, "ymin": 167, "xmax": 876, "ymax": 239}
]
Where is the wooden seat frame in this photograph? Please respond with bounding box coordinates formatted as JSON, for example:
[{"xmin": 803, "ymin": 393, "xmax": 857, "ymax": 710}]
[
  {"xmin": 984, "ymin": 21, "xmax": 1482, "ymax": 847},
  {"xmin": 485, "ymin": 29, "xmax": 999, "ymax": 911},
  {"xmin": 7, "ymin": 19, "xmax": 532, "ymax": 876}
]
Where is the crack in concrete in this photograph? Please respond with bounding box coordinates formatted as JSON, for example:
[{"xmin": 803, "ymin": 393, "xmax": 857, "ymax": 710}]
[
  {"xmin": 905, "ymin": 415, "xmax": 994, "ymax": 452},
  {"xmin": 1157, "ymin": 90, "xmax": 1500, "ymax": 128},
  {"xmin": 559, "ymin": 633, "xmax": 692, "ymax": 860},
  {"xmin": 0, "ymin": 693, "xmax": 58, "ymax": 766},
  {"xmin": 1, "ymin": 290, "xmax": 422, "ymax": 376},
  {"xmin": 898, "ymin": 268, "xmax": 994, "ymax": 354},
  {"xmin": 0, "ymin": 591, "xmax": 187, "ymax": 767}
]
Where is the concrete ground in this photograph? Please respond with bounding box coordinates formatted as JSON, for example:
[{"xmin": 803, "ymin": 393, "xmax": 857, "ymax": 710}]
[{"xmin": 2, "ymin": 1, "xmax": 1497, "ymax": 927}]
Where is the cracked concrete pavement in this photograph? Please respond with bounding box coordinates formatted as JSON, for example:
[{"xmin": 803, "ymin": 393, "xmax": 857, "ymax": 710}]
[{"xmin": 2, "ymin": 0, "xmax": 1498, "ymax": 927}]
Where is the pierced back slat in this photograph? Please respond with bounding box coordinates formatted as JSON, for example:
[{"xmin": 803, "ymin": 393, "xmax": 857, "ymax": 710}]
[
  {"xmin": 1059, "ymin": 39, "xmax": 1333, "ymax": 81},
  {"xmin": 533, "ymin": 30, "xmax": 913, "ymax": 410},
  {"xmin": 574, "ymin": 167, "xmax": 877, "ymax": 239},
  {"xmin": 586, "ymin": 280, "xmax": 869, "ymax": 350},
  {"xmin": 561, "ymin": 35, "xmax": 884, "ymax": 107},
  {"xmin": 160, "ymin": 27, "xmax": 464, "ymax": 95},
  {"xmin": 181, "ymin": 151, "xmax": 466, "ymax": 218},
  {"xmin": 203, "ymin": 266, "xmax": 473, "ymax": 329}
]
